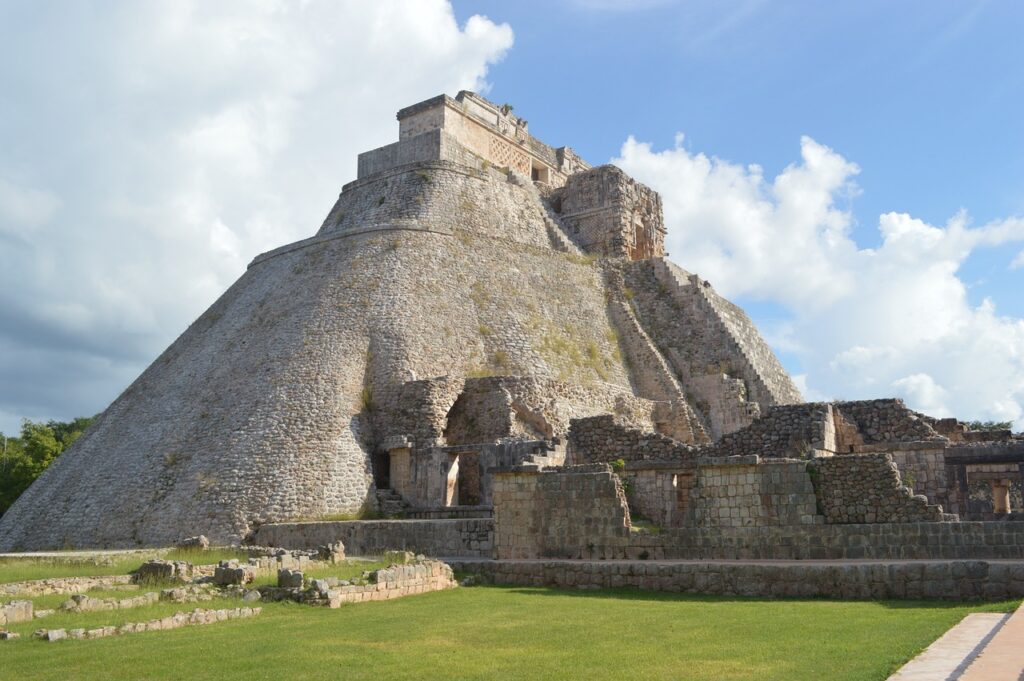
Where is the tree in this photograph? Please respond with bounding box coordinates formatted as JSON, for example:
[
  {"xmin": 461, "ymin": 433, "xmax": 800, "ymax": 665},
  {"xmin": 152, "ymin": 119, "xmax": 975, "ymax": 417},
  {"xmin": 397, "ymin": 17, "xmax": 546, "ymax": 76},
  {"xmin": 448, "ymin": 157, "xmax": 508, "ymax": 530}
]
[{"xmin": 0, "ymin": 415, "xmax": 96, "ymax": 516}]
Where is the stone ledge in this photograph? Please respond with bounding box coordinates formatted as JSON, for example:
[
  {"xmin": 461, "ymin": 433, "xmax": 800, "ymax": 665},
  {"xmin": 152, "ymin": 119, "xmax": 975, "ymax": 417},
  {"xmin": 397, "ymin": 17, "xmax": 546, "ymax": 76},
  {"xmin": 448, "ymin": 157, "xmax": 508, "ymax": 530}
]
[{"xmin": 450, "ymin": 558, "xmax": 1024, "ymax": 601}]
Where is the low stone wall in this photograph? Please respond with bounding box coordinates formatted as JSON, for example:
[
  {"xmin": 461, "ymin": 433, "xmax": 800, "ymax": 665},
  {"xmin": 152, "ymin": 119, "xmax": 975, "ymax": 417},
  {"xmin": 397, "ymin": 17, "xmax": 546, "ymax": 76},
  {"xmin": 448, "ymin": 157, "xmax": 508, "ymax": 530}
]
[
  {"xmin": 322, "ymin": 560, "xmax": 457, "ymax": 607},
  {"xmin": 0, "ymin": 574, "xmax": 133, "ymax": 598},
  {"xmin": 493, "ymin": 465, "xmax": 631, "ymax": 560},
  {"xmin": 252, "ymin": 519, "xmax": 493, "ymax": 558},
  {"xmin": 59, "ymin": 592, "xmax": 158, "ymax": 613},
  {"xmin": 33, "ymin": 607, "xmax": 262, "ymax": 642},
  {"xmin": 810, "ymin": 454, "xmax": 945, "ymax": 523},
  {"xmin": 450, "ymin": 558, "xmax": 1024, "ymax": 601}
]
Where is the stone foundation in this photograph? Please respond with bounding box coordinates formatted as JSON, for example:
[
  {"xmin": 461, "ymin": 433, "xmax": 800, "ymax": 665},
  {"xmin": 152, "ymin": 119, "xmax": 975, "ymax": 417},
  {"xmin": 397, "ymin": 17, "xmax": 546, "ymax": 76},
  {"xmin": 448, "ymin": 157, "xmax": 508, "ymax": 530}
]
[
  {"xmin": 451, "ymin": 558, "xmax": 1024, "ymax": 601},
  {"xmin": 0, "ymin": 574, "xmax": 133, "ymax": 598},
  {"xmin": 253, "ymin": 519, "xmax": 493, "ymax": 558}
]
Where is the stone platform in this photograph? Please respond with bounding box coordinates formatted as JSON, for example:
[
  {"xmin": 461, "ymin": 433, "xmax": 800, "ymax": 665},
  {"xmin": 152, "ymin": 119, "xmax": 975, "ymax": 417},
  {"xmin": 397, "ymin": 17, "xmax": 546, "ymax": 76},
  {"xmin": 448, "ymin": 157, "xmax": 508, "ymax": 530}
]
[{"xmin": 448, "ymin": 558, "xmax": 1024, "ymax": 601}]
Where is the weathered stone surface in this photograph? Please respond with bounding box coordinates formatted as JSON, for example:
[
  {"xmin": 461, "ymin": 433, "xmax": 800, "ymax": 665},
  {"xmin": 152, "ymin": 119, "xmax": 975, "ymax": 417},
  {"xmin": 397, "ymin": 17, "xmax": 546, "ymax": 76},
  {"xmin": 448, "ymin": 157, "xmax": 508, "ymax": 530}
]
[
  {"xmin": 0, "ymin": 600, "xmax": 33, "ymax": 626},
  {"xmin": 0, "ymin": 91, "xmax": 800, "ymax": 551},
  {"xmin": 213, "ymin": 561, "xmax": 256, "ymax": 586},
  {"xmin": 176, "ymin": 535, "xmax": 210, "ymax": 550},
  {"xmin": 451, "ymin": 558, "xmax": 1024, "ymax": 602},
  {"xmin": 277, "ymin": 569, "xmax": 304, "ymax": 589},
  {"xmin": 0, "ymin": 575, "xmax": 132, "ymax": 598},
  {"xmin": 134, "ymin": 560, "xmax": 193, "ymax": 584}
]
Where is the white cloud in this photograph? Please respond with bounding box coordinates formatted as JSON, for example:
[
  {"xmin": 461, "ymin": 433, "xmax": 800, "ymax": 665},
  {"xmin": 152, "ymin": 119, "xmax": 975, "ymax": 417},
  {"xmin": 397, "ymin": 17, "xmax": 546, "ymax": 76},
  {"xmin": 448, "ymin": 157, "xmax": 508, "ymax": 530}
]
[
  {"xmin": 0, "ymin": 0, "xmax": 513, "ymax": 433},
  {"xmin": 1012, "ymin": 250, "xmax": 1024, "ymax": 269},
  {"xmin": 616, "ymin": 135, "xmax": 1024, "ymax": 431}
]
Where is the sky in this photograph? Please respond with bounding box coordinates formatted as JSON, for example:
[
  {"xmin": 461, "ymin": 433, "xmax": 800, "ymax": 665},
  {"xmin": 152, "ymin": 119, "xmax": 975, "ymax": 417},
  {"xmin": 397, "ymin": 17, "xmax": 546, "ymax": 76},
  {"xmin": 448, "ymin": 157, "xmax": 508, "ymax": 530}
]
[{"xmin": 0, "ymin": 0, "xmax": 1022, "ymax": 433}]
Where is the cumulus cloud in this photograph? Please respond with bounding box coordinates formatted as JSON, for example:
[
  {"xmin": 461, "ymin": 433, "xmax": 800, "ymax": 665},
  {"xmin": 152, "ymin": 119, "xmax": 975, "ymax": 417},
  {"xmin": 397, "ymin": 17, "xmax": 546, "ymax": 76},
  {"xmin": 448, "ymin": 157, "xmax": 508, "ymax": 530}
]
[
  {"xmin": 616, "ymin": 135, "xmax": 1024, "ymax": 430},
  {"xmin": 0, "ymin": 0, "xmax": 512, "ymax": 432},
  {"xmin": 1012, "ymin": 250, "xmax": 1024, "ymax": 269}
]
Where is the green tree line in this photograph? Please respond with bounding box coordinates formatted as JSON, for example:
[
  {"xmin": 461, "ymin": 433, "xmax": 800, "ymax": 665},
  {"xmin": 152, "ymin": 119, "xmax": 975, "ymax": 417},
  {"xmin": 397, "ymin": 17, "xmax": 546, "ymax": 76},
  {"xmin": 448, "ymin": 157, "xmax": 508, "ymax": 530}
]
[{"xmin": 0, "ymin": 416, "xmax": 95, "ymax": 516}]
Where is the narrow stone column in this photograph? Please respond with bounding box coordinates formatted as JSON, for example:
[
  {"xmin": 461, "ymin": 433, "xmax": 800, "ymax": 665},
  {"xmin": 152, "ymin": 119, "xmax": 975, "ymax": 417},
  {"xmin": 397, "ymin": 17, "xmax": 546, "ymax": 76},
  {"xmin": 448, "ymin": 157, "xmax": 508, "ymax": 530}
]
[{"xmin": 991, "ymin": 479, "xmax": 1011, "ymax": 514}]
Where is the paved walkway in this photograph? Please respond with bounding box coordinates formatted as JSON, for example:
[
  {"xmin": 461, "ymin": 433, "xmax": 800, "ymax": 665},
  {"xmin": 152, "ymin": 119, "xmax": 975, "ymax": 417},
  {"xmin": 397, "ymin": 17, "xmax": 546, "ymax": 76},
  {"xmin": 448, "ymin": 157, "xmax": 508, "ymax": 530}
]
[
  {"xmin": 889, "ymin": 603, "xmax": 1024, "ymax": 681},
  {"xmin": 961, "ymin": 602, "xmax": 1024, "ymax": 680},
  {"xmin": 887, "ymin": 613, "xmax": 1009, "ymax": 680}
]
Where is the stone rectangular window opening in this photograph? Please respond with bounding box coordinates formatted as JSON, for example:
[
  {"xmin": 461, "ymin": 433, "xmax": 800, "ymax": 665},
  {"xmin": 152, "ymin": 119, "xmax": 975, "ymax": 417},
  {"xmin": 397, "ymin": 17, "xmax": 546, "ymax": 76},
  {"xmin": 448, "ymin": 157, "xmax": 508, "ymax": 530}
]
[
  {"xmin": 445, "ymin": 452, "xmax": 483, "ymax": 507},
  {"xmin": 531, "ymin": 160, "xmax": 550, "ymax": 184}
]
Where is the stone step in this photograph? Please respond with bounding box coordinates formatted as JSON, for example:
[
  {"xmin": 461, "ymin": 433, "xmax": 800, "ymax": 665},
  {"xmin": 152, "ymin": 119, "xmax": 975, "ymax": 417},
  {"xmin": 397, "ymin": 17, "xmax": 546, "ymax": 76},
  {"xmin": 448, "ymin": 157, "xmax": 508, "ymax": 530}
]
[
  {"xmin": 887, "ymin": 611, "xmax": 1011, "ymax": 680},
  {"xmin": 960, "ymin": 602, "xmax": 1024, "ymax": 680}
]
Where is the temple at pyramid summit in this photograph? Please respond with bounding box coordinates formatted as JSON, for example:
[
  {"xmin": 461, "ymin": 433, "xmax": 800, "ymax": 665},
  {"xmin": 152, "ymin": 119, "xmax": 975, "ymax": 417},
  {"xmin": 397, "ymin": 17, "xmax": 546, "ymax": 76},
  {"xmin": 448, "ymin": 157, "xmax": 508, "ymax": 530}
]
[{"xmin": 1, "ymin": 91, "xmax": 1021, "ymax": 559}]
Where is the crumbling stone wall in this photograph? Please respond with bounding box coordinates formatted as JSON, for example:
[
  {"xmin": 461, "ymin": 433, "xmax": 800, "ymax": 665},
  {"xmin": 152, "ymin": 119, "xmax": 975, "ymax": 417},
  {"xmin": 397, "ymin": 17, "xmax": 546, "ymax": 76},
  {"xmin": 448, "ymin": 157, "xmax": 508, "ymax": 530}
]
[
  {"xmin": 689, "ymin": 459, "xmax": 822, "ymax": 528},
  {"xmin": 492, "ymin": 465, "xmax": 632, "ymax": 559},
  {"xmin": 834, "ymin": 399, "xmax": 943, "ymax": 445},
  {"xmin": 706, "ymin": 403, "xmax": 834, "ymax": 459},
  {"xmin": 810, "ymin": 454, "xmax": 946, "ymax": 523},
  {"xmin": 567, "ymin": 415, "xmax": 698, "ymax": 464},
  {"xmin": 551, "ymin": 165, "xmax": 665, "ymax": 260}
]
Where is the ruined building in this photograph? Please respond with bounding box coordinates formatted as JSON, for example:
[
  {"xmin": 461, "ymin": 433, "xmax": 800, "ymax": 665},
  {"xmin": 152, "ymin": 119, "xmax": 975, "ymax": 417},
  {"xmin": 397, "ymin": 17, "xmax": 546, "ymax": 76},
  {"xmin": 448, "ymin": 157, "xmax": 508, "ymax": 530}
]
[{"xmin": 1, "ymin": 92, "xmax": 1020, "ymax": 553}]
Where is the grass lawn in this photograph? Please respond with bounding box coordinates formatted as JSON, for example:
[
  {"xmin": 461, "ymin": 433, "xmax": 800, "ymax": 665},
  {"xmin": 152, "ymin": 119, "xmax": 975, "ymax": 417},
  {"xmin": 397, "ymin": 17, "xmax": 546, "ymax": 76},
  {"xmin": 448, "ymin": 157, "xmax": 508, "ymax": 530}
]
[
  {"xmin": 0, "ymin": 548, "xmax": 250, "ymax": 584},
  {"xmin": 2, "ymin": 585, "xmax": 1018, "ymax": 681}
]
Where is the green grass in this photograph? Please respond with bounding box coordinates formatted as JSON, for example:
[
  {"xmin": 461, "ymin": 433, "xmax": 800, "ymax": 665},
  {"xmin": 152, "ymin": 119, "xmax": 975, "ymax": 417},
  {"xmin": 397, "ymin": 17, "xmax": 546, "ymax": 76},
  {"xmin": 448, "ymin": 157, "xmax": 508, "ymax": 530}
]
[
  {"xmin": 0, "ymin": 548, "xmax": 249, "ymax": 584},
  {"xmin": 1, "ymin": 585, "xmax": 1017, "ymax": 680}
]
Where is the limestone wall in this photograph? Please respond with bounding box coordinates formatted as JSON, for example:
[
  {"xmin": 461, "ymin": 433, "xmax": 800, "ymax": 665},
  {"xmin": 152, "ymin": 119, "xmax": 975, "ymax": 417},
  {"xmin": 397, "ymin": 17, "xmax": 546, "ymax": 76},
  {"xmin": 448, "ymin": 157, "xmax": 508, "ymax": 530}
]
[
  {"xmin": 705, "ymin": 403, "xmax": 833, "ymax": 458},
  {"xmin": 810, "ymin": 454, "xmax": 946, "ymax": 523},
  {"xmin": 689, "ymin": 459, "xmax": 822, "ymax": 528},
  {"xmin": 492, "ymin": 465, "xmax": 631, "ymax": 559},
  {"xmin": 324, "ymin": 560, "xmax": 457, "ymax": 606},
  {"xmin": 451, "ymin": 558, "xmax": 1024, "ymax": 602},
  {"xmin": 551, "ymin": 165, "xmax": 665, "ymax": 260},
  {"xmin": 567, "ymin": 415, "xmax": 697, "ymax": 464},
  {"xmin": 252, "ymin": 519, "xmax": 492, "ymax": 558}
]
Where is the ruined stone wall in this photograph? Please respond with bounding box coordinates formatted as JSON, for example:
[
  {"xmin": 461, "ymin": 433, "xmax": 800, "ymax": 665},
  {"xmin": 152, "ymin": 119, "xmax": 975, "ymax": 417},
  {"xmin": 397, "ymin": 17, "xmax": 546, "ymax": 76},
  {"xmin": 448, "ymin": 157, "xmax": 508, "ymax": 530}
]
[
  {"xmin": 253, "ymin": 519, "xmax": 493, "ymax": 558},
  {"xmin": 836, "ymin": 399, "xmax": 943, "ymax": 445},
  {"xmin": 689, "ymin": 459, "xmax": 822, "ymax": 528},
  {"xmin": 706, "ymin": 403, "xmax": 833, "ymax": 459},
  {"xmin": 885, "ymin": 445, "xmax": 950, "ymax": 509},
  {"xmin": 552, "ymin": 165, "xmax": 665, "ymax": 260},
  {"xmin": 567, "ymin": 415, "xmax": 698, "ymax": 464},
  {"xmin": 810, "ymin": 454, "xmax": 946, "ymax": 523},
  {"xmin": 622, "ymin": 465, "xmax": 693, "ymax": 528},
  {"xmin": 492, "ymin": 465, "xmax": 632, "ymax": 559}
]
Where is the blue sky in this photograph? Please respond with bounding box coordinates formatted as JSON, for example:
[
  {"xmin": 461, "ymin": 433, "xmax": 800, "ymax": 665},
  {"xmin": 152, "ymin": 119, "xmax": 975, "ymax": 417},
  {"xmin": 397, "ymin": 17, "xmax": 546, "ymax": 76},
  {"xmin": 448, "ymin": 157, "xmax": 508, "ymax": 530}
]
[{"xmin": 0, "ymin": 1, "xmax": 1022, "ymax": 432}]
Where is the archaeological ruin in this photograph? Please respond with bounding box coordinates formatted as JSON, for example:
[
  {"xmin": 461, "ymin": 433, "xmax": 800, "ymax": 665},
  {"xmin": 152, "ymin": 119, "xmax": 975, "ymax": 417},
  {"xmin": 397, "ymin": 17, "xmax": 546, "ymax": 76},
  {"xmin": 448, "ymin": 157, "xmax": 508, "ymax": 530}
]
[{"xmin": 1, "ymin": 91, "xmax": 1022, "ymax": 600}]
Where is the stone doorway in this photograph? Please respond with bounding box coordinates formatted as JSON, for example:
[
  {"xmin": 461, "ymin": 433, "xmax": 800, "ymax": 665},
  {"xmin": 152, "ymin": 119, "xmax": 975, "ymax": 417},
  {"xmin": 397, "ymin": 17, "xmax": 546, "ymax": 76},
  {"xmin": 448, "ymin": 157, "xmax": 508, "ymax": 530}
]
[{"xmin": 445, "ymin": 452, "xmax": 482, "ymax": 506}]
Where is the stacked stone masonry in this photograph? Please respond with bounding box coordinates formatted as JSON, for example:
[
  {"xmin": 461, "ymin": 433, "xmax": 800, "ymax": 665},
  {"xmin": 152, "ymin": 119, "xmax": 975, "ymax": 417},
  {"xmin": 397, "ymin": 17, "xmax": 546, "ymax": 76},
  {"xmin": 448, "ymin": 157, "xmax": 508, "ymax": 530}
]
[
  {"xmin": 253, "ymin": 519, "xmax": 493, "ymax": 558},
  {"xmin": 810, "ymin": 454, "xmax": 946, "ymax": 524},
  {"xmin": 450, "ymin": 559, "xmax": 1024, "ymax": 602},
  {"xmin": 4, "ymin": 88, "xmax": 1015, "ymax": 555}
]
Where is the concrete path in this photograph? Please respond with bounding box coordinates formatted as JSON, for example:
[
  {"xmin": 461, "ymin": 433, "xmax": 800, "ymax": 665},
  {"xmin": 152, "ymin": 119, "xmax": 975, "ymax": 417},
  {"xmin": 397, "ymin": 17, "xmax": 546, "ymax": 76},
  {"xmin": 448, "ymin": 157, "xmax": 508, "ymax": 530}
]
[
  {"xmin": 961, "ymin": 603, "xmax": 1024, "ymax": 680},
  {"xmin": 888, "ymin": 613, "xmax": 1009, "ymax": 680}
]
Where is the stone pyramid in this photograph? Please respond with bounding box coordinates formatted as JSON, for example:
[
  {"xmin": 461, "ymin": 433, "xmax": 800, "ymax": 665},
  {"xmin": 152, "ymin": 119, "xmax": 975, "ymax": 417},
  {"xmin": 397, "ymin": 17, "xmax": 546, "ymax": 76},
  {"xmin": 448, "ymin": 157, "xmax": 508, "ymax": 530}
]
[{"xmin": 0, "ymin": 92, "xmax": 800, "ymax": 549}]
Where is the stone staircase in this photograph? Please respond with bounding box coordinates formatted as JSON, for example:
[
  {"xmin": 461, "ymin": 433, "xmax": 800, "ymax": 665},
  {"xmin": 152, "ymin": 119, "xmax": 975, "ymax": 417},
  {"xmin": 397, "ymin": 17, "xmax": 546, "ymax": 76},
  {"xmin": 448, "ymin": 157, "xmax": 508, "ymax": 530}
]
[{"xmin": 375, "ymin": 489, "xmax": 409, "ymax": 518}]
